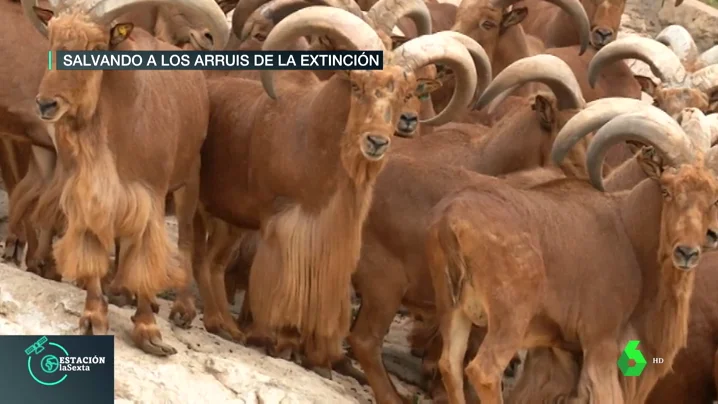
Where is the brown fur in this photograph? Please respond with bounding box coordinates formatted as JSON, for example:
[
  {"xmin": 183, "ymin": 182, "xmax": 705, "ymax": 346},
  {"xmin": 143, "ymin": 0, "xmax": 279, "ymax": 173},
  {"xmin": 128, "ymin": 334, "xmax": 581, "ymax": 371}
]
[
  {"xmin": 199, "ymin": 34, "xmax": 423, "ymax": 369},
  {"xmin": 426, "ymin": 146, "xmax": 718, "ymax": 403},
  {"xmin": 33, "ymin": 9, "xmax": 207, "ymax": 356},
  {"xmin": 517, "ymin": 0, "xmax": 626, "ymax": 49},
  {"xmin": 347, "ymin": 91, "xmax": 596, "ymax": 403}
]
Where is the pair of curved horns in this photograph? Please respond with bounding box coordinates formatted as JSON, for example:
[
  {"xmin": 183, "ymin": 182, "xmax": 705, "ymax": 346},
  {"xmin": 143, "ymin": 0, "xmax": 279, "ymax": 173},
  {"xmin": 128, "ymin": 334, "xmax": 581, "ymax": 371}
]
[
  {"xmin": 553, "ymin": 100, "xmax": 715, "ymax": 191},
  {"xmin": 588, "ymin": 30, "xmax": 718, "ymax": 94},
  {"xmin": 474, "ymin": 54, "xmax": 585, "ymax": 114},
  {"xmin": 258, "ymin": 6, "xmax": 483, "ymax": 126},
  {"xmin": 490, "ymin": 0, "xmax": 590, "ymax": 55},
  {"xmin": 21, "ymin": 0, "xmax": 230, "ymax": 49},
  {"xmin": 232, "ymin": 0, "xmax": 431, "ymax": 44}
]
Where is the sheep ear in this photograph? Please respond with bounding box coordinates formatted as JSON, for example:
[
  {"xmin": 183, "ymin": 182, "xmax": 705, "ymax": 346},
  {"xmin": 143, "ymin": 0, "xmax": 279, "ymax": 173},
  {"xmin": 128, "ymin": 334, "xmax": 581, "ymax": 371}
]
[
  {"xmin": 33, "ymin": 6, "xmax": 54, "ymax": 25},
  {"xmin": 415, "ymin": 79, "xmax": 442, "ymax": 97},
  {"xmin": 110, "ymin": 23, "xmax": 134, "ymax": 47},
  {"xmin": 708, "ymin": 89, "xmax": 718, "ymax": 114},
  {"xmin": 634, "ymin": 75, "xmax": 658, "ymax": 97},
  {"xmin": 637, "ymin": 145, "xmax": 664, "ymax": 180},
  {"xmin": 501, "ymin": 7, "xmax": 528, "ymax": 31},
  {"xmin": 390, "ymin": 35, "xmax": 409, "ymax": 50},
  {"xmin": 532, "ymin": 95, "xmax": 555, "ymax": 130}
]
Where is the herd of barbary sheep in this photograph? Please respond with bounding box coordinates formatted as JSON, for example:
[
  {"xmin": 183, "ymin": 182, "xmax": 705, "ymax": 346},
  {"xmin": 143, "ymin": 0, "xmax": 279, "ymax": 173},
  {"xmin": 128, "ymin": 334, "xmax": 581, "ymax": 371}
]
[{"xmin": 2, "ymin": 0, "xmax": 718, "ymax": 402}]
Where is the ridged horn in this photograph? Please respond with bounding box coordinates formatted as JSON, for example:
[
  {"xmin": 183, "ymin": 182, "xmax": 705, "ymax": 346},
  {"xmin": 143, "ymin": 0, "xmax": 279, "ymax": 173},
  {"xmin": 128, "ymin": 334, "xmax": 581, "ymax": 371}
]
[
  {"xmin": 588, "ymin": 36, "xmax": 687, "ymax": 88},
  {"xmin": 365, "ymin": 0, "xmax": 431, "ymax": 37},
  {"xmin": 698, "ymin": 45, "xmax": 718, "ymax": 70},
  {"xmin": 677, "ymin": 107, "xmax": 714, "ymax": 151},
  {"xmin": 490, "ymin": 0, "xmax": 590, "ymax": 55},
  {"xmin": 86, "ymin": 0, "xmax": 230, "ymax": 49},
  {"xmin": 260, "ymin": 6, "xmax": 384, "ymax": 99},
  {"xmin": 432, "ymin": 31, "xmax": 492, "ymax": 98},
  {"xmin": 690, "ymin": 65, "xmax": 718, "ymax": 94},
  {"xmin": 550, "ymin": 98, "xmax": 652, "ymax": 165},
  {"xmin": 655, "ymin": 25, "xmax": 698, "ymax": 66},
  {"xmin": 474, "ymin": 54, "xmax": 584, "ymax": 111},
  {"xmin": 392, "ymin": 33, "xmax": 477, "ymax": 125},
  {"xmin": 584, "ymin": 107, "xmax": 694, "ymax": 191}
]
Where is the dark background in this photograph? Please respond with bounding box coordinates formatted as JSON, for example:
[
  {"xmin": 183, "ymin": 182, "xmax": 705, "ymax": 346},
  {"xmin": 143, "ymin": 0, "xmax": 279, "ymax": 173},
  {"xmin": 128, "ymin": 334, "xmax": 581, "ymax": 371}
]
[{"xmin": 0, "ymin": 335, "xmax": 114, "ymax": 404}]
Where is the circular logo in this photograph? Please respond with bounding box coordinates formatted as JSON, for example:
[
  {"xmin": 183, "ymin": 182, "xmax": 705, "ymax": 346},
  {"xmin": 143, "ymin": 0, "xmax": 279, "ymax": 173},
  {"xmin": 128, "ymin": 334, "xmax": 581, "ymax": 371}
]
[
  {"xmin": 41, "ymin": 355, "xmax": 60, "ymax": 373},
  {"xmin": 27, "ymin": 342, "xmax": 69, "ymax": 386}
]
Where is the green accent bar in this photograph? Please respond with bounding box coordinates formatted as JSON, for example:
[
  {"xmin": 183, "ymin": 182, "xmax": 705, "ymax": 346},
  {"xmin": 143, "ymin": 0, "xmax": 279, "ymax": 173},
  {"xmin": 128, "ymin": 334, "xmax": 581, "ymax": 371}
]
[{"xmin": 48, "ymin": 51, "xmax": 52, "ymax": 70}]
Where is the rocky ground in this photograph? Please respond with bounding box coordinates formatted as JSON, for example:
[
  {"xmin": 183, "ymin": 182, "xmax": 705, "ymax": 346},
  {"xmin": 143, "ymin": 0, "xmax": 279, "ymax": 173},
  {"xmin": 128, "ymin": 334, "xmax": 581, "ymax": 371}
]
[{"xmin": 1, "ymin": 1, "xmax": 717, "ymax": 402}]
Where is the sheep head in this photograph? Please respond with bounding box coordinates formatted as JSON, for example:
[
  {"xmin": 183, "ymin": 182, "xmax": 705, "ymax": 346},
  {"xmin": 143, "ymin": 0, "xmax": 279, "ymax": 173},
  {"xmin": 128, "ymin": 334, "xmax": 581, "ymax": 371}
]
[
  {"xmin": 554, "ymin": 103, "xmax": 718, "ymax": 271},
  {"xmin": 588, "ymin": 33, "xmax": 718, "ymax": 118},
  {"xmin": 24, "ymin": 0, "xmax": 229, "ymax": 124},
  {"xmin": 260, "ymin": 6, "xmax": 481, "ymax": 163},
  {"xmin": 231, "ymin": 0, "xmax": 431, "ymax": 52},
  {"xmin": 489, "ymin": 0, "xmax": 590, "ymax": 53}
]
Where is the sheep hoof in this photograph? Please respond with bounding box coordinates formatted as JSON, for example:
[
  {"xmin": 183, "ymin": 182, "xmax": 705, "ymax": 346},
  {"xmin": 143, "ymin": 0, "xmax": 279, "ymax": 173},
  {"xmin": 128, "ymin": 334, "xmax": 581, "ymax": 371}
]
[
  {"xmin": 132, "ymin": 323, "xmax": 177, "ymax": 357},
  {"xmin": 169, "ymin": 299, "xmax": 196, "ymax": 329},
  {"xmin": 79, "ymin": 310, "xmax": 109, "ymax": 336},
  {"xmin": 333, "ymin": 357, "xmax": 369, "ymax": 385}
]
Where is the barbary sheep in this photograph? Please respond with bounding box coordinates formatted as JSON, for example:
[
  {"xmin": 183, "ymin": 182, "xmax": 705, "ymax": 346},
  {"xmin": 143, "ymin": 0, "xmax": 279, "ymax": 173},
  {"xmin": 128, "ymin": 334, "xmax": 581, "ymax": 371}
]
[
  {"xmin": 427, "ymin": 103, "xmax": 718, "ymax": 403},
  {"xmin": 197, "ymin": 4, "xmax": 478, "ymax": 374},
  {"xmin": 23, "ymin": 0, "xmax": 229, "ymax": 356},
  {"xmin": 587, "ymin": 30, "xmax": 718, "ymax": 118}
]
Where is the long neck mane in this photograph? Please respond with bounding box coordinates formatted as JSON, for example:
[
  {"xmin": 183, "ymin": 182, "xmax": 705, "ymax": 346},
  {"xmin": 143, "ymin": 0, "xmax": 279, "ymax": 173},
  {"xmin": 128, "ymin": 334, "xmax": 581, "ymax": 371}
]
[{"xmin": 617, "ymin": 178, "xmax": 695, "ymax": 402}]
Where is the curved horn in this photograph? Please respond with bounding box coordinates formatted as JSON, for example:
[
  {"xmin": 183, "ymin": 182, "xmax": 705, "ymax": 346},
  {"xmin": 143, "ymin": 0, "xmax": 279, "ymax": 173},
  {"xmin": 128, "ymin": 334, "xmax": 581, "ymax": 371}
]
[
  {"xmin": 392, "ymin": 34, "xmax": 477, "ymax": 125},
  {"xmin": 490, "ymin": 0, "xmax": 589, "ymax": 55},
  {"xmin": 365, "ymin": 0, "xmax": 432, "ymax": 37},
  {"xmin": 431, "ymin": 31, "xmax": 492, "ymax": 97},
  {"xmin": 260, "ymin": 6, "xmax": 384, "ymax": 99},
  {"xmin": 584, "ymin": 108, "xmax": 694, "ymax": 191},
  {"xmin": 21, "ymin": 0, "xmax": 51, "ymax": 38},
  {"xmin": 690, "ymin": 65, "xmax": 718, "ymax": 94},
  {"xmin": 87, "ymin": 0, "xmax": 230, "ymax": 49},
  {"xmin": 677, "ymin": 107, "xmax": 714, "ymax": 151},
  {"xmin": 655, "ymin": 25, "xmax": 699, "ymax": 66},
  {"xmin": 587, "ymin": 36, "xmax": 687, "ymax": 88},
  {"xmin": 475, "ymin": 54, "xmax": 584, "ymax": 111},
  {"xmin": 698, "ymin": 45, "xmax": 718, "ymax": 69},
  {"xmin": 550, "ymin": 98, "xmax": 652, "ymax": 165},
  {"xmin": 232, "ymin": 0, "xmax": 273, "ymax": 40}
]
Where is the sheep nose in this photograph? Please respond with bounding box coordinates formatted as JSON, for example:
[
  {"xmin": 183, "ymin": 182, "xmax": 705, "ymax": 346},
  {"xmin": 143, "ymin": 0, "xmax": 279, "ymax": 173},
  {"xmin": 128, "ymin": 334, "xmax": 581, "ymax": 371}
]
[
  {"xmin": 591, "ymin": 27, "xmax": 614, "ymax": 47},
  {"xmin": 397, "ymin": 113, "xmax": 418, "ymax": 137},
  {"xmin": 35, "ymin": 97, "xmax": 58, "ymax": 119},
  {"xmin": 364, "ymin": 134, "xmax": 390, "ymax": 158},
  {"xmin": 673, "ymin": 245, "xmax": 700, "ymax": 270},
  {"xmin": 706, "ymin": 229, "xmax": 718, "ymax": 249}
]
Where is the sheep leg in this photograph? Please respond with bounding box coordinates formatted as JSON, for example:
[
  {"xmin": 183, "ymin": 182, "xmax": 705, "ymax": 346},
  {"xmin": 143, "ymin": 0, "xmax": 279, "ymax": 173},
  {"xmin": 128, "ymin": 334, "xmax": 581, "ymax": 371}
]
[
  {"xmin": 27, "ymin": 228, "xmax": 61, "ymax": 281},
  {"xmin": 20, "ymin": 219, "xmax": 38, "ymax": 269},
  {"xmin": 206, "ymin": 222, "xmax": 246, "ymax": 342},
  {"xmin": 115, "ymin": 215, "xmax": 179, "ymax": 357},
  {"xmin": 131, "ymin": 294, "xmax": 177, "ymax": 356},
  {"xmin": 574, "ymin": 340, "xmax": 623, "ymax": 404},
  {"xmin": 348, "ymin": 268, "xmax": 410, "ymax": 404},
  {"xmin": 436, "ymin": 308, "xmax": 472, "ymax": 404},
  {"xmin": 78, "ymin": 272, "xmax": 109, "ymax": 336},
  {"xmin": 463, "ymin": 310, "xmax": 531, "ymax": 404},
  {"xmin": 169, "ymin": 175, "xmax": 200, "ymax": 328}
]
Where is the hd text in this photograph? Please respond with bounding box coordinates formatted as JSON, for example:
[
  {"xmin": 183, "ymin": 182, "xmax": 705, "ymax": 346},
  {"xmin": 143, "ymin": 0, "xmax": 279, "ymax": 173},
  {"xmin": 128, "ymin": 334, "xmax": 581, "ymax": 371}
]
[{"xmin": 52, "ymin": 50, "xmax": 384, "ymax": 71}]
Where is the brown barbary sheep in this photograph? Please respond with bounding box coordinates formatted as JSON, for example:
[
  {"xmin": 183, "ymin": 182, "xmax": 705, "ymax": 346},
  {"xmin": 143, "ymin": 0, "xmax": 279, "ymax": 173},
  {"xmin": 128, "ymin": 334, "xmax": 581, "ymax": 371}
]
[
  {"xmin": 23, "ymin": 0, "xmax": 229, "ymax": 356},
  {"xmin": 588, "ymin": 33, "xmax": 718, "ymax": 117},
  {"xmin": 198, "ymin": 5, "xmax": 480, "ymax": 373},
  {"xmin": 427, "ymin": 103, "xmax": 718, "ymax": 403},
  {"xmin": 514, "ymin": 0, "xmax": 680, "ymax": 49}
]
